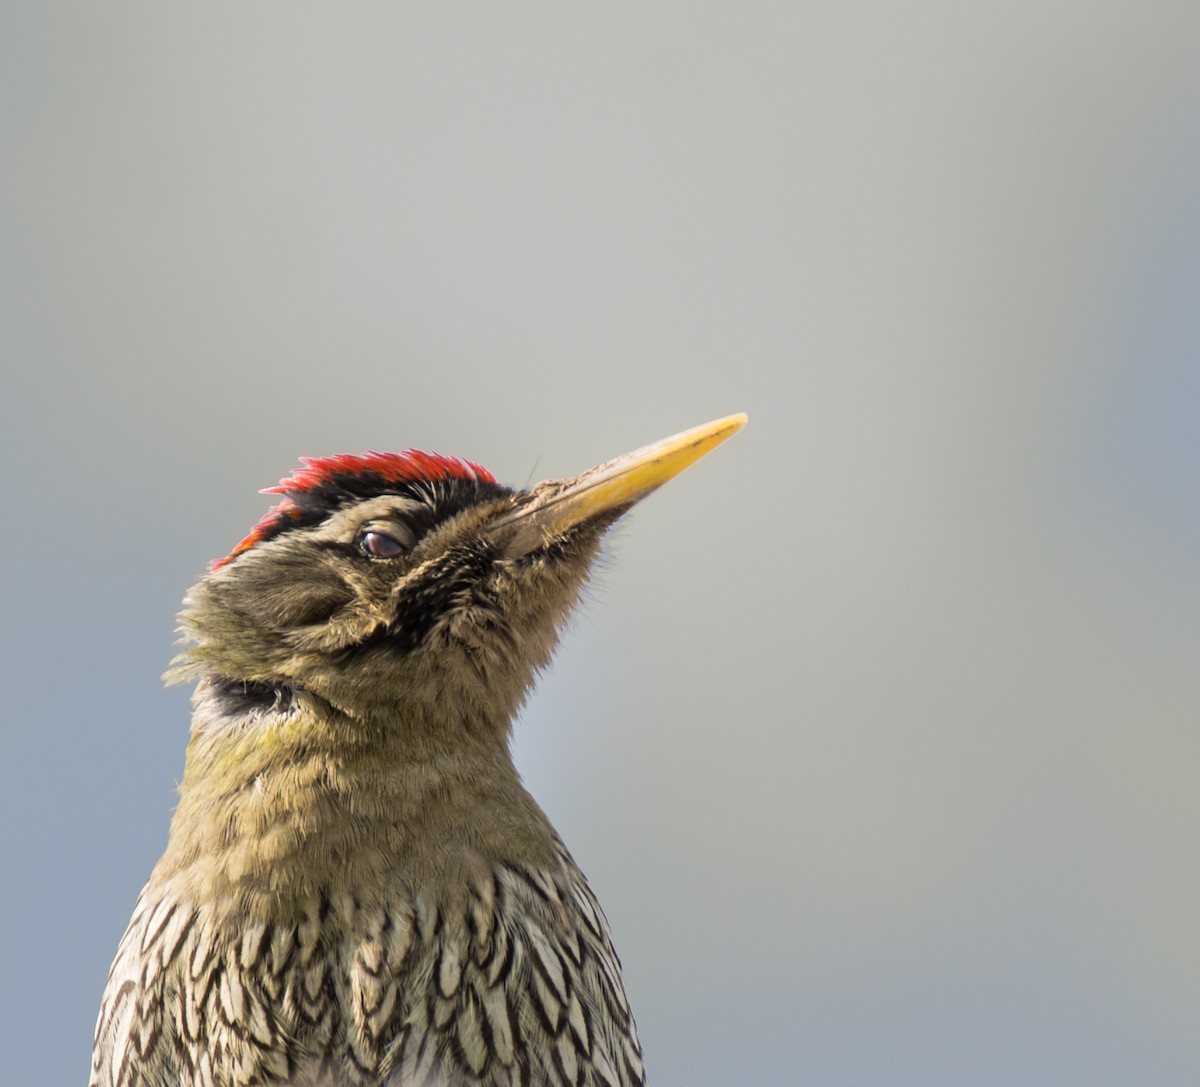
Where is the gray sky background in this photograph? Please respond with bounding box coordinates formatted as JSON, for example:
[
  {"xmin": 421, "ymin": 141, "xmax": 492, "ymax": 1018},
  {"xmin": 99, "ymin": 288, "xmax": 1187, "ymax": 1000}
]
[{"xmin": 4, "ymin": 4, "xmax": 1200, "ymax": 1085}]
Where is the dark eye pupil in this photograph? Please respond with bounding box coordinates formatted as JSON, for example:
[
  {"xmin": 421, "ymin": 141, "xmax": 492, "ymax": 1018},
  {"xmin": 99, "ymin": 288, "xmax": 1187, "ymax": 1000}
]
[{"xmin": 360, "ymin": 531, "xmax": 405, "ymax": 559}]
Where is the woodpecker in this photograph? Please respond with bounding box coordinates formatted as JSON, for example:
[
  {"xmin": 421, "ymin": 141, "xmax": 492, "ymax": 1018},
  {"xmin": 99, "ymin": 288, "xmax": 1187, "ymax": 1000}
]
[{"xmin": 90, "ymin": 414, "xmax": 747, "ymax": 1087}]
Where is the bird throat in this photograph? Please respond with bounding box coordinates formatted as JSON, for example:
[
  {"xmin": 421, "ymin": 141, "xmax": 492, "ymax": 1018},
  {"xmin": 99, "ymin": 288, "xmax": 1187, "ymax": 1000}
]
[{"xmin": 158, "ymin": 675, "xmax": 551, "ymax": 923}]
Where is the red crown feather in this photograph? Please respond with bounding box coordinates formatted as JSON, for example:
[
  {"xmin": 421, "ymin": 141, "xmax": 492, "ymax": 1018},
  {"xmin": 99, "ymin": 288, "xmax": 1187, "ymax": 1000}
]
[{"xmin": 212, "ymin": 450, "xmax": 497, "ymax": 569}]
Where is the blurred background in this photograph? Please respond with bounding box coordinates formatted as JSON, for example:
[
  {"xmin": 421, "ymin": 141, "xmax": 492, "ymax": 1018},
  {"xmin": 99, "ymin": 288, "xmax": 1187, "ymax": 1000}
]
[{"xmin": 4, "ymin": 3, "xmax": 1200, "ymax": 1084}]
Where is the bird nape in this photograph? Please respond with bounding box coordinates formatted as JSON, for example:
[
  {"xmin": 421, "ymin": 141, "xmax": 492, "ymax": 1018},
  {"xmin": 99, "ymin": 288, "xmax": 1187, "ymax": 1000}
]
[{"xmin": 91, "ymin": 413, "xmax": 747, "ymax": 1087}]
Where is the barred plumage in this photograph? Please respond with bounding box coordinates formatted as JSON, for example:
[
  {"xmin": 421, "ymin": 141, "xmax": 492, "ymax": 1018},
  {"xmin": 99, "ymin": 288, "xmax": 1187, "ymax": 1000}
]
[{"xmin": 92, "ymin": 843, "xmax": 645, "ymax": 1087}]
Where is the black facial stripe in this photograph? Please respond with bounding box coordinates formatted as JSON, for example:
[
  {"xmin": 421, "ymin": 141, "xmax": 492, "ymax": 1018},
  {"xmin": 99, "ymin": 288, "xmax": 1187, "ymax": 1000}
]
[
  {"xmin": 210, "ymin": 678, "xmax": 295, "ymax": 717},
  {"xmin": 272, "ymin": 476, "xmax": 513, "ymax": 553},
  {"xmin": 295, "ymin": 473, "xmax": 509, "ymax": 522},
  {"xmin": 344, "ymin": 538, "xmax": 502, "ymax": 657}
]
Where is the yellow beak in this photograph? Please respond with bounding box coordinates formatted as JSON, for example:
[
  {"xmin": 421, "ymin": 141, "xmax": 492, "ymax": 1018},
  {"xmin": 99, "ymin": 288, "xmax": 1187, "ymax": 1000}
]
[{"xmin": 494, "ymin": 413, "xmax": 748, "ymax": 557}]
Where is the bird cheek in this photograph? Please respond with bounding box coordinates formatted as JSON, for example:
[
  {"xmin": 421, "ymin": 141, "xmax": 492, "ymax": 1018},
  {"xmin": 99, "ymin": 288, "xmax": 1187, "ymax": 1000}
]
[
  {"xmin": 218, "ymin": 548, "xmax": 357, "ymax": 632},
  {"xmin": 235, "ymin": 582, "xmax": 351, "ymax": 640},
  {"xmin": 284, "ymin": 599, "xmax": 388, "ymax": 654}
]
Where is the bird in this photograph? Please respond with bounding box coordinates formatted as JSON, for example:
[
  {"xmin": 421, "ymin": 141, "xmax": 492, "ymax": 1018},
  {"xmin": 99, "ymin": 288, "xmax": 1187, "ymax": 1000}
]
[{"xmin": 90, "ymin": 413, "xmax": 747, "ymax": 1087}]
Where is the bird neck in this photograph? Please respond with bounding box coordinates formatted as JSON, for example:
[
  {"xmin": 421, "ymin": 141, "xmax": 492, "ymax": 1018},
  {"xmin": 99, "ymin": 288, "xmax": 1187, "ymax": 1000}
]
[{"xmin": 153, "ymin": 677, "xmax": 556, "ymax": 919}]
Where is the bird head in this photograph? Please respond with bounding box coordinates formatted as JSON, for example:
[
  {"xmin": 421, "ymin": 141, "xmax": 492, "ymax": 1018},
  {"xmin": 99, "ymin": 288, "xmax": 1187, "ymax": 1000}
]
[{"xmin": 170, "ymin": 414, "xmax": 746, "ymax": 745}]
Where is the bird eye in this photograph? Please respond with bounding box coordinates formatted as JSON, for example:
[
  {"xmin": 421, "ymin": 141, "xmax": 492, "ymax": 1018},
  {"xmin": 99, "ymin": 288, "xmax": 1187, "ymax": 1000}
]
[{"xmin": 358, "ymin": 530, "xmax": 407, "ymax": 559}]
